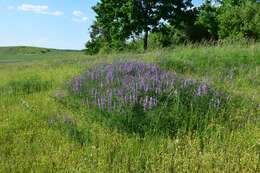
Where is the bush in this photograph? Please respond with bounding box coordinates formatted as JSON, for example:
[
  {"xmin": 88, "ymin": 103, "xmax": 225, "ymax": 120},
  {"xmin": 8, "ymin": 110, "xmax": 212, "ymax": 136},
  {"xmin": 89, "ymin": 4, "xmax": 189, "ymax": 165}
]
[{"xmin": 85, "ymin": 39, "xmax": 102, "ymax": 55}]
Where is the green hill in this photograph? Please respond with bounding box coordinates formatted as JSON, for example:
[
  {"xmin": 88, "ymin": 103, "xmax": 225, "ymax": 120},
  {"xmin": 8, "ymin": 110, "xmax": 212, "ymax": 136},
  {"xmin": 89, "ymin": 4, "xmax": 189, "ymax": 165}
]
[
  {"xmin": 0, "ymin": 46, "xmax": 52, "ymax": 55},
  {"xmin": 0, "ymin": 46, "xmax": 83, "ymax": 63}
]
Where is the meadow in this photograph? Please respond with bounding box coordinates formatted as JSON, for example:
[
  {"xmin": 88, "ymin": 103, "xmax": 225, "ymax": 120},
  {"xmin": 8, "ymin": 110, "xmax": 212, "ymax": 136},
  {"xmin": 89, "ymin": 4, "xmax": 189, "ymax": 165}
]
[{"xmin": 0, "ymin": 44, "xmax": 259, "ymax": 172}]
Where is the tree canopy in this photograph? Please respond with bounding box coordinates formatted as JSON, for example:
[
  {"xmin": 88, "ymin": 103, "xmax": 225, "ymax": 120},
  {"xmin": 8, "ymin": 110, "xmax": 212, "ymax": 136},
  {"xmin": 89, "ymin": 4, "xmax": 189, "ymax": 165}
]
[{"xmin": 85, "ymin": 0, "xmax": 260, "ymax": 54}]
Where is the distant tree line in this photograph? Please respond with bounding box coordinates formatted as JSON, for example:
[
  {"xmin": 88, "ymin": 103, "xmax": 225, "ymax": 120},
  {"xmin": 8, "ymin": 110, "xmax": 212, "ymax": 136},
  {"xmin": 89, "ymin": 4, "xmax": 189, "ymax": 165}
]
[{"xmin": 85, "ymin": 0, "xmax": 260, "ymax": 54}]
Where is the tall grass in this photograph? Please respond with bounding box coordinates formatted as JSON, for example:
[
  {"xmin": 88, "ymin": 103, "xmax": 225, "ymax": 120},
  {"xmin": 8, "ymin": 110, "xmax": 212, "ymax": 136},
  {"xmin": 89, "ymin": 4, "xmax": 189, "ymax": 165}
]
[{"xmin": 0, "ymin": 44, "xmax": 259, "ymax": 172}]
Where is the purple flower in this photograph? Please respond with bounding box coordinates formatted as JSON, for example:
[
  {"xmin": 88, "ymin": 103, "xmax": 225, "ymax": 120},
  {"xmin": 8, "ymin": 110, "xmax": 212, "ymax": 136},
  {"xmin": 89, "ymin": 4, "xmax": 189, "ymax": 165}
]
[
  {"xmin": 149, "ymin": 97, "xmax": 154, "ymax": 109},
  {"xmin": 143, "ymin": 96, "xmax": 149, "ymax": 111},
  {"xmin": 71, "ymin": 76, "xmax": 82, "ymax": 92},
  {"xmin": 69, "ymin": 61, "xmax": 223, "ymax": 113},
  {"xmin": 195, "ymin": 83, "xmax": 208, "ymax": 96},
  {"xmin": 97, "ymin": 97, "xmax": 101, "ymax": 109}
]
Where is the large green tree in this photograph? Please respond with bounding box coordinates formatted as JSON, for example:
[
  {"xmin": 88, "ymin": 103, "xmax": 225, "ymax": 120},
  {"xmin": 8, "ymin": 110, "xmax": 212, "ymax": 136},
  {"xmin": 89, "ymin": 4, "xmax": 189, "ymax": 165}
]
[
  {"xmin": 85, "ymin": 0, "xmax": 133, "ymax": 54},
  {"xmin": 86, "ymin": 0, "xmax": 193, "ymax": 53},
  {"xmin": 94, "ymin": 0, "xmax": 132, "ymax": 47}
]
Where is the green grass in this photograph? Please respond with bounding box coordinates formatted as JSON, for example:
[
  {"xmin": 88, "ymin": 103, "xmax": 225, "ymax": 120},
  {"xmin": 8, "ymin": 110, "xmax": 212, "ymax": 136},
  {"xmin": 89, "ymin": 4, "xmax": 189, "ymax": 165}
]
[{"xmin": 0, "ymin": 45, "xmax": 259, "ymax": 172}]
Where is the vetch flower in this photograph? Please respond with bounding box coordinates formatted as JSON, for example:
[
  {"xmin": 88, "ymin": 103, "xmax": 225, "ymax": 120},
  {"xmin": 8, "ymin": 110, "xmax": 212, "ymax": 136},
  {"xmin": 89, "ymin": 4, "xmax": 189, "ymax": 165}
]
[{"xmin": 69, "ymin": 61, "xmax": 225, "ymax": 112}]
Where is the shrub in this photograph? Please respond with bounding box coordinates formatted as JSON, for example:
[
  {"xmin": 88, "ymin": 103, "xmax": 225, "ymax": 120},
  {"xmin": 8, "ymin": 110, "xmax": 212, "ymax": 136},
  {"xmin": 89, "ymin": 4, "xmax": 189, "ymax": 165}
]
[
  {"xmin": 67, "ymin": 61, "xmax": 230, "ymax": 136},
  {"xmin": 85, "ymin": 39, "xmax": 102, "ymax": 55}
]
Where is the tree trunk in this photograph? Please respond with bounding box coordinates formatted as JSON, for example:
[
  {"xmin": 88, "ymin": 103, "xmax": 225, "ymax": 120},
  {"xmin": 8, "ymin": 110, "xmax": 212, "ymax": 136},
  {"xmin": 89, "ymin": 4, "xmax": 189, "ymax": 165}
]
[
  {"xmin": 144, "ymin": 29, "xmax": 148, "ymax": 51},
  {"xmin": 143, "ymin": 1, "xmax": 149, "ymax": 51}
]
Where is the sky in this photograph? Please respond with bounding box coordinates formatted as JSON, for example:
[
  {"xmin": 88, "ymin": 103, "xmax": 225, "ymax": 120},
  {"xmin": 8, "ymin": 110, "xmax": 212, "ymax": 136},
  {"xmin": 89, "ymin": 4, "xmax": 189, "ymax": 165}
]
[{"xmin": 0, "ymin": 0, "xmax": 203, "ymax": 50}]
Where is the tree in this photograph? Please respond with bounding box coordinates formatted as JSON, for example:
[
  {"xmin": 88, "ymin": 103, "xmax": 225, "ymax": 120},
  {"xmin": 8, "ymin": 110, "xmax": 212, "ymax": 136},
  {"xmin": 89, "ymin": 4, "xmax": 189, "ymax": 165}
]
[
  {"xmin": 86, "ymin": 0, "xmax": 200, "ymax": 53},
  {"xmin": 195, "ymin": 0, "xmax": 219, "ymax": 39},
  {"xmin": 85, "ymin": 0, "xmax": 132, "ymax": 54},
  {"xmin": 131, "ymin": 0, "xmax": 164, "ymax": 50},
  {"xmin": 220, "ymin": 0, "xmax": 243, "ymax": 6},
  {"xmin": 133, "ymin": 0, "xmax": 196, "ymax": 50},
  {"xmin": 152, "ymin": 0, "xmax": 195, "ymax": 46},
  {"xmin": 218, "ymin": 0, "xmax": 260, "ymax": 39}
]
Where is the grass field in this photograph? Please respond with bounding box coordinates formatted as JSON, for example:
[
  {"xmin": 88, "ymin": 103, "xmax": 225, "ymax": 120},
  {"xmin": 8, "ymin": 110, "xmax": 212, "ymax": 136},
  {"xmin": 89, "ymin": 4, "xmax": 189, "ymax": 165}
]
[{"xmin": 0, "ymin": 44, "xmax": 259, "ymax": 172}]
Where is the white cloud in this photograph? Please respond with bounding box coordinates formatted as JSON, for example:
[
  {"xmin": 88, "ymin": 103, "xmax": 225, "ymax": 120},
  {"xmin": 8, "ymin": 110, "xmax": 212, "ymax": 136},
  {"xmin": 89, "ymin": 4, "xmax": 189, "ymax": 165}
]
[
  {"xmin": 72, "ymin": 10, "xmax": 88, "ymax": 23},
  {"xmin": 50, "ymin": 11, "xmax": 64, "ymax": 16},
  {"xmin": 8, "ymin": 5, "xmax": 15, "ymax": 10},
  {"xmin": 73, "ymin": 10, "xmax": 84, "ymax": 18},
  {"xmin": 17, "ymin": 4, "xmax": 63, "ymax": 16},
  {"xmin": 72, "ymin": 17, "xmax": 88, "ymax": 23},
  {"xmin": 18, "ymin": 4, "xmax": 48, "ymax": 13}
]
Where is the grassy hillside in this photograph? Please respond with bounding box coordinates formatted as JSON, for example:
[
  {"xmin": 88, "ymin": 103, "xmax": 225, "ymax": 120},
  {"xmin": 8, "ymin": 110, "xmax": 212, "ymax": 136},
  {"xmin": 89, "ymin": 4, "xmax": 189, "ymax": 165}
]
[
  {"xmin": 0, "ymin": 46, "xmax": 82, "ymax": 63},
  {"xmin": 0, "ymin": 44, "xmax": 259, "ymax": 172},
  {"xmin": 0, "ymin": 46, "xmax": 52, "ymax": 54}
]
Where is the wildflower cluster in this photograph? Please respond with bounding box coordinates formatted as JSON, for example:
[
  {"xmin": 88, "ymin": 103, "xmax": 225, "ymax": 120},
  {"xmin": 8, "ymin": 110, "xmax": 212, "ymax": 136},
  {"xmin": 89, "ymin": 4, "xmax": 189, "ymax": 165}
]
[{"xmin": 69, "ymin": 61, "xmax": 225, "ymax": 113}]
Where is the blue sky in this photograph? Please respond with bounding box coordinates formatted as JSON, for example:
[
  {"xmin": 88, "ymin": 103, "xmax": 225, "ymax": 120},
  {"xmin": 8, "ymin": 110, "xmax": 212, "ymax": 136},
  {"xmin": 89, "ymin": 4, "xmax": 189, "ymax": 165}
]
[{"xmin": 0, "ymin": 0, "xmax": 203, "ymax": 50}]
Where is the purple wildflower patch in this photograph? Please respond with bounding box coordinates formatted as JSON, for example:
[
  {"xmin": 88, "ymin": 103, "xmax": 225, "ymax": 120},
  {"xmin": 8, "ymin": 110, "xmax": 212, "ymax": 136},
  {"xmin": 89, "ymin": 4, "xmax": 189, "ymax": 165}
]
[{"xmin": 69, "ymin": 61, "xmax": 226, "ymax": 113}]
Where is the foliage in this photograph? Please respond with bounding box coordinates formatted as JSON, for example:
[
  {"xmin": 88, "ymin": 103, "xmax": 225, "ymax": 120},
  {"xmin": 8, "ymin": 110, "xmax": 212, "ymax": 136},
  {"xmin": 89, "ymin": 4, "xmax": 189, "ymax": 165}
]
[
  {"xmin": 218, "ymin": 0, "xmax": 260, "ymax": 39},
  {"xmin": 195, "ymin": 0, "xmax": 219, "ymax": 39},
  {"xmin": 85, "ymin": 37, "xmax": 102, "ymax": 55},
  {"xmin": 85, "ymin": 0, "xmax": 132, "ymax": 54},
  {"xmin": 85, "ymin": 0, "xmax": 193, "ymax": 53},
  {"xmin": 86, "ymin": 0, "xmax": 260, "ymax": 54}
]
